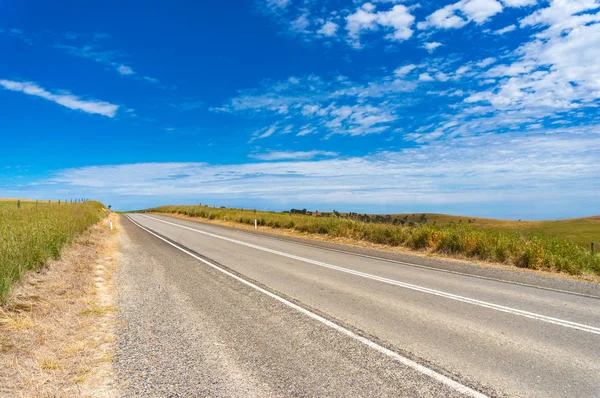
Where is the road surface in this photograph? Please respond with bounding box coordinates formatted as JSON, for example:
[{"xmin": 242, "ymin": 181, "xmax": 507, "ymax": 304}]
[{"xmin": 115, "ymin": 213, "xmax": 600, "ymax": 397}]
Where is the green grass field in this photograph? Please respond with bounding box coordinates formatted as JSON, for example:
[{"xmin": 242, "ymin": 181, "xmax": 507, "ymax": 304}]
[
  {"xmin": 144, "ymin": 205, "xmax": 600, "ymax": 278},
  {"xmin": 353, "ymin": 213, "xmax": 600, "ymax": 249},
  {"xmin": 0, "ymin": 199, "xmax": 106, "ymax": 303}
]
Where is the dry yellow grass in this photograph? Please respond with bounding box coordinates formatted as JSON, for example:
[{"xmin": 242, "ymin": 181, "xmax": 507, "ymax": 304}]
[
  {"xmin": 0, "ymin": 215, "xmax": 119, "ymax": 397},
  {"xmin": 159, "ymin": 212, "xmax": 600, "ymax": 284},
  {"xmin": 147, "ymin": 205, "xmax": 600, "ymax": 279}
]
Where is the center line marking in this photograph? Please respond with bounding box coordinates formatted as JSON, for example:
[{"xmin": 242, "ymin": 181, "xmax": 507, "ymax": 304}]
[
  {"xmin": 127, "ymin": 215, "xmax": 488, "ymax": 398},
  {"xmin": 138, "ymin": 214, "xmax": 600, "ymax": 336}
]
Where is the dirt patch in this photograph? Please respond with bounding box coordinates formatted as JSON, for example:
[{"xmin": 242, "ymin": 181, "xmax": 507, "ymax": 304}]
[{"xmin": 0, "ymin": 214, "xmax": 120, "ymax": 397}]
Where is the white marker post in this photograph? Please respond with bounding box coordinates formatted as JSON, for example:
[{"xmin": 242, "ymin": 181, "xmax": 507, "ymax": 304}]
[
  {"xmin": 110, "ymin": 218, "xmax": 113, "ymax": 231},
  {"xmin": 254, "ymin": 219, "xmax": 257, "ymax": 229}
]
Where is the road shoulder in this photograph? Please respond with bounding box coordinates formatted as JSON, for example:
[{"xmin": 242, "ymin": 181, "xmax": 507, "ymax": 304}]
[{"xmin": 0, "ymin": 215, "xmax": 119, "ymax": 397}]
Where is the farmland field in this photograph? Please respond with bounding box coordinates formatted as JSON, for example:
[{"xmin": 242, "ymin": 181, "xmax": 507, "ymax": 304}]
[
  {"xmin": 353, "ymin": 213, "xmax": 600, "ymax": 248},
  {"xmin": 0, "ymin": 199, "xmax": 106, "ymax": 302},
  {"xmin": 143, "ymin": 205, "xmax": 600, "ymax": 279}
]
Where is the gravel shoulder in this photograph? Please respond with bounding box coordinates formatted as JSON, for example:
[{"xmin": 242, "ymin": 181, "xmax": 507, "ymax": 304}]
[{"xmin": 0, "ymin": 215, "xmax": 118, "ymax": 397}]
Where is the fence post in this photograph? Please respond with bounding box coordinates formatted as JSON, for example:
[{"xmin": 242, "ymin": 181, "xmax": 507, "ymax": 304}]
[
  {"xmin": 59, "ymin": 199, "xmax": 61, "ymax": 206},
  {"xmin": 17, "ymin": 200, "xmax": 20, "ymax": 209},
  {"xmin": 36, "ymin": 199, "xmax": 38, "ymax": 207},
  {"xmin": 592, "ymin": 242, "xmax": 596, "ymax": 254}
]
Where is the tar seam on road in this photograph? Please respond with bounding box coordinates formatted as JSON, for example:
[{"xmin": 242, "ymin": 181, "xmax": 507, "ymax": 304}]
[
  {"xmin": 139, "ymin": 214, "xmax": 600, "ymax": 336},
  {"xmin": 126, "ymin": 215, "xmax": 488, "ymax": 398}
]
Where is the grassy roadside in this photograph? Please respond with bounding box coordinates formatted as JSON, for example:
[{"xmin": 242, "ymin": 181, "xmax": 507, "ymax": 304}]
[
  {"xmin": 352, "ymin": 212, "xmax": 600, "ymax": 248},
  {"xmin": 144, "ymin": 205, "xmax": 600, "ymax": 279},
  {"xmin": 0, "ymin": 200, "xmax": 106, "ymax": 303},
  {"xmin": 0, "ymin": 214, "xmax": 119, "ymax": 397}
]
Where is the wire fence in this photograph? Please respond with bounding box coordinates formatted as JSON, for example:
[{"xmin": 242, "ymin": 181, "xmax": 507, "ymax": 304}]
[{"xmin": 14, "ymin": 198, "xmax": 92, "ymax": 209}]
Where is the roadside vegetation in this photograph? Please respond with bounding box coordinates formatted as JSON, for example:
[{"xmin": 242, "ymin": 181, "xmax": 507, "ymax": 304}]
[
  {"xmin": 0, "ymin": 200, "xmax": 106, "ymax": 302},
  {"xmin": 334, "ymin": 211, "xmax": 600, "ymax": 248},
  {"xmin": 144, "ymin": 205, "xmax": 600, "ymax": 278}
]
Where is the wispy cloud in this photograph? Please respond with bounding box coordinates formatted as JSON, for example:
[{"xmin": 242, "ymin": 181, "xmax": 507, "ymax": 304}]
[
  {"xmin": 257, "ymin": 0, "xmax": 416, "ymax": 48},
  {"xmin": 346, "ymin": 3, "xmax": 415, "ymax": 47},
  {"xmin": 417, "ymin": 0, "xmax": 504, "ymax": 30},
  {"xmin": 463, "ymin": 1, "xmax": 600, "ymax": 119},
  {"xmin": 249, "ymin": 150, "xmax": 338, "ymax": 161},
  {"xmin": 0, "ymin": 80, "xmax": 119, "ymax": 117},
  {"xmin": 55, "ymin": 43, "xmax": 159, "ymax": 83},
  {"xmin": 24, "ymin": 127, "xmax": 599, "ymax": 217},
  {"xmin": 423, "ymin": 41, "xmax": 442, "ymax": 53},
  {"xmin": 213, "ymin": 73, "xmax": 422, "ymax": 139}
]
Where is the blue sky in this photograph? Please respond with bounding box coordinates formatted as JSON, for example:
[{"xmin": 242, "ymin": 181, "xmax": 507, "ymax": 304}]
[{"xmin": 1, "ymin": 0, "xmax": 599, "ymax": 219}]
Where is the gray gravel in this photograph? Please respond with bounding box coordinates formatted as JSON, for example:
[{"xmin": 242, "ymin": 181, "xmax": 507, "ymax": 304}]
[{"xmin": 115, "ymin": 216, "xmax": 468, "ymax": 397}]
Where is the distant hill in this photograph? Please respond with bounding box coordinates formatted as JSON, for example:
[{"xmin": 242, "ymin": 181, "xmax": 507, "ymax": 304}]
[{"xmin": 338, "ymin": 212, "xmax": 600, "ymax": 248}]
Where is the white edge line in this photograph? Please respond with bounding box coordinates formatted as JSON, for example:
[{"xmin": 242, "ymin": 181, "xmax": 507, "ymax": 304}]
[
  {"xmin": 126, "ymin": 215, "xmax": 488, "ymax": 398},
  {"xmin": 242, "ymin": 228, "xmax": 600, "ymax": 300},
  {"xmin": 154, "ymin": 213, "xmax": 600, "ymax": 300},
  {"xmin": 139, "ymin": 214, "xmax": 600, "ymax": 336}
]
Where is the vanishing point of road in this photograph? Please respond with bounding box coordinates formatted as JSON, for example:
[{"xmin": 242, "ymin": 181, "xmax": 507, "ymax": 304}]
[{"xmin": 115, "ymin": 213, "xmax": 600, "ymax": 397}]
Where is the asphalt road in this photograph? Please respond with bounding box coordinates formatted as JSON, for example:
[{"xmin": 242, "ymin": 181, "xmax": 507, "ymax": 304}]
[{"xmin": 116, "ymin": 213, "xmax": 600, "ymax": 397}]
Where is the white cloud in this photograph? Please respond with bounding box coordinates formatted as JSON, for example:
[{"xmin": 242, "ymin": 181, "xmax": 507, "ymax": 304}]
[
  {"xmin": 317, "ymin": 21, "xmax": 339, "ymax": 36},
  {"xmin": 0, "ymin": 80, "xmax": 119, "ymax": 117},
  {"xmin": 35, "ymin": 128, "xmax": 600, "ymax": 218},
  {"xmin": 435, "ymin": 72, "xmax": 450, "ymax": 81},
  {"xmin": 55, "ymin": 43, "xmax": 159, "ymax": 84},
  {"xmin": 423, "ymin": 41, "xmax": 442, "ymax": 53},
  {"xmin": 418, "ymin": 0, "xmax": 503, "ymax": 30},
  {"xmin": 265, "ymin": 0, "xmax": 291, "ymax": 11},
  {"xmin": 346, "ymin": 3, "xmax": 415, "ymax": 47},
  {"xmin": 214, "ymin": 74, "xmax": 409, "ymax": 138},
  {"xmin": 117, "ymin": 65, "xmax": 135, "ymax": 75},
  {"xmin": 467, "ymin": 0, "xmax": 600, "ymax": 114},
  {"xmin": 462, "ymin": 0, "xmax": 503, "ymax": 23},
  {"xmin": 394, "ymin": 64, "xmax": 417, "ymax": 77},
  {"xmin": 290, "ymin": 12, "xmax": 310, "ymax": 34},
  {"xmin": 476, "ymin": 57, "xmax": 496, "ymax": 68},
  {"xmin": 494, "ymin": 24, "xmax": 516, "ymax": 34},
  {"xmin": 249, "ymin": 150, "xmax": 339, "ymax": 160},
  {"xmin": 502, "ymin": 0, "xmax": 536, "ymax": 6},
  {"xmin": 419, "ymin": 73, "xmax": 435, "ymax": 81},
  {"xmin": 251, "ymin": 125, "xmax": 279, "ymax": 141}
]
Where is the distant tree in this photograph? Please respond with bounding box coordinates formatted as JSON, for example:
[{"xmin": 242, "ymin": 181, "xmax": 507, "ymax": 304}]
[{"xmin": 420, "ymin": 214, "xmax": 428, "ymax": 224}]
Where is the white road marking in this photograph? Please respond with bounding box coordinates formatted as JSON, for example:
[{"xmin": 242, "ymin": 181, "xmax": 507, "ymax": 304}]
[
  {"xmin": 242, "ymin": 228, "xmax": 600, "ymax": 300},
  {"xmin": 127, "ymin": 215, "xmax": 488, "ymax": 398},
  {"xmin": 138, "ymin": 214, "xmax": 600, "ymax": 336}
]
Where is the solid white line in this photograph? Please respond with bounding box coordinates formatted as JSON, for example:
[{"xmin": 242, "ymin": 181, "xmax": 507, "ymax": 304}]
[
  {"xmin": 126, "ymin": 215, "xmax": 488, "ymax": 398},
  {"xmin": 242, "ymin": 229, "xmax": 600, "ymax": 300},
  {"xmin": 139, "ymin": 213, "xmax": 600, "ymax": 336}
]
